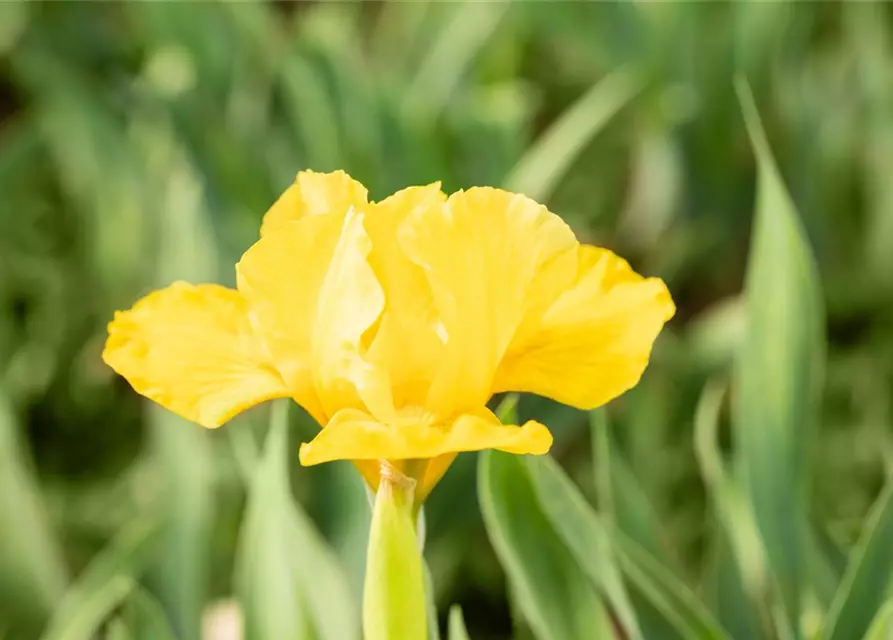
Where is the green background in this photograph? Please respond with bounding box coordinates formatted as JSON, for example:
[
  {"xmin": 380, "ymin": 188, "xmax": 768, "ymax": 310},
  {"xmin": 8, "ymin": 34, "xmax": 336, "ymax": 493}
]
[{"xmin": 2, "ymin": 2, "xmax": 893, "ymax": 639}]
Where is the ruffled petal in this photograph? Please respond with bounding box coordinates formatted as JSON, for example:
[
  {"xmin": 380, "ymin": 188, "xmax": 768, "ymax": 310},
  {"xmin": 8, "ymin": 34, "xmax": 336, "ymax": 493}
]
[
  {"xmin": 314, "ymin": 211, "xmax": 393, "ymax": 421},
  {"xmin": 399, "ymin": 187, "xmax": 577, "ymax": 417},
  {"xmin": 364, "ymin": 184, "xmax": 447, "ymax": 408},
  {"xmin": 298, "ymin": 406, "xmax": 552, "ymax": 466},
  {"xmin": 237, "ymin": 210, "xmax": 390, "ymax": 424},
  {"xmin": 103, "ymin": 282, "xmax": 289, "ymax": 427},
  {"xmin": 236, "ymin": 214, "xmax": 343, "ymax": 423},
  {"xmin": 260, "ymin": 170, "xmax": 368, "ymax": 237},
  {"xmin": 493, "ymin": 245, "xmax": 675, "ymax": 409}
]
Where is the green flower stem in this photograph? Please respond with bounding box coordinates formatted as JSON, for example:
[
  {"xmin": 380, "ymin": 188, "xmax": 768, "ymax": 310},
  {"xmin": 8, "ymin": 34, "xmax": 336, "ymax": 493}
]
[{"xmin": 363, "ymin": 461, "xmax": 427, "ymax": 640}]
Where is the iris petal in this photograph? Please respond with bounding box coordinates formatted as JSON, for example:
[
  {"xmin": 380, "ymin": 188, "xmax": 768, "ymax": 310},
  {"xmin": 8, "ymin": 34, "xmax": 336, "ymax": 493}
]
[
  {"xmin": 493, "ymin": 245, "xmax": 675, "ymax": 409},
  {"xmin": 299, "ymin": 407, "xmax": 551, "ymax": 466},
  {"xmin": 399, "ymin": 187, "xmax": 577, "ymax": 417},
  {"xmin": 260, "ymin": 169, "xmax": 368, "ymax": 236},
  {"xmin": 103, "ymin": 282, "xmax": 289, "ymax": 427}
]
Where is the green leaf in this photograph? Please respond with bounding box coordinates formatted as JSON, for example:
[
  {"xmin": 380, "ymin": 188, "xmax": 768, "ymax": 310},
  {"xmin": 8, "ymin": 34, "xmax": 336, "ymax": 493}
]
[
  {"xmin": 590, "ymin": 410, "xmax": 714, "ymax": 638},
  {"xmin": 424, "ymin": 562, "xmax": 442, "ymax": 640},
  {"xmin": 703, "ymin": 535, "xmax": 766, "ymax": 640},
  {"xmin": 524, "ymin": 455, "xmax": 643, "ymax": 640},
  {"xmin": 734, "ymin": 78, "xmax": 825, "ymax": 637},
  {"xmin": 591, "ymin": 409, "xmax": 666, "ymax": 563},
  {"xmin": 120, "ymin": 589, "xmax": 178, "ymax": 640},
  {"xmin": 479, "ymin": 450, "xmax": 614, "ymax": 640},
  {"xmin": 610, "ymin": 531, "xmax": 730, "ymax": 640},
  {"xmin": 820, "ymin": 481, "xmax": 893, "ymax": 640},
  {"xmin": 694, "ymin": 380, "xmax": 773, "ymax": 638},
  {"xmin": 447, "ymin": 605, "xmax": 470, "ymax": 640},
  {"xmin": 693, "ymin": 380, "xmax": 768, "ymax": 607},
  {"xmin": 505, "ymin": 67, "xmax": 641, "ymax": 201},
  {"xmin": 0, "ymin": 1, "xmax": 28, "ymax": 55},
  {"xmin": 234, "ymin": 401, "xmax": 358, "ymax": 640},
  {"xmin": 41, "ymin": 516, "xmax": 161, "ymax": 640},
  {"xmin": 863, "ymin": 599, "xmax": 893, "ymax": 640},
  {"xmin": 402, "ymin": 2, "xmax": 509, "ymax": 123},
  {"xmin": 805, "ymin": 522, "xmax": 846, "ymax": 609},
  {"xmin": 0, "ymin": 388, "xmax": 67, "ymax": 633},
  {"xmin": 106, "ymin": 617, "xmax": 133, "ymax": 640},
  {"xmin": 148, "ymin": 409, "xmax": 213, "ymax": 640},
  {"xmin": 44, "ymin": 577, "xmax": 134, "ymax": 640}
]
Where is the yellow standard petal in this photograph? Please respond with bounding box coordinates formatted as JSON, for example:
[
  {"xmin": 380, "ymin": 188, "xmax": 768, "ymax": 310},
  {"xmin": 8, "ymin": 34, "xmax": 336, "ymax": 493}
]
[
  {"xmin": 103, "ymin": 282, "xmax": 289, "ymax": 427},
  {"xmin": 364, "ymin": 184, "xmax": 447, "ymax": 409},
  {"xmin": 299, "ymin": 406, "xmax": 551, "ymax": 466},
  {"xmin": 313, "ymin": 211, "xmax": 393, "ymax": 422},
  {"xmin": 260, "ymin": 169, "xmax": 368, "ymax": 236},
  {"xmin": 237, "ymin": 209, "xmax": 392, "ymax": 424},
  {"xmin": 493, "ymin": 245, "xmax": 675, "ymax": 409},
  {"xmin": 236, "ymin": 214, "xmax": 344, "ymax": 423},
  {"xmin": 399, "ymin": 187, "xmax": 577, "ymax": 417}
]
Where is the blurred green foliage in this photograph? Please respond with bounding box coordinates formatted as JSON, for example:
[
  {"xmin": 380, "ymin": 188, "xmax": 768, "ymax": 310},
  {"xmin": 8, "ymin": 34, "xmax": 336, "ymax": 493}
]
[{"xmin": 2, "ymin": 2, "xmax": 893, "ymax": 639}]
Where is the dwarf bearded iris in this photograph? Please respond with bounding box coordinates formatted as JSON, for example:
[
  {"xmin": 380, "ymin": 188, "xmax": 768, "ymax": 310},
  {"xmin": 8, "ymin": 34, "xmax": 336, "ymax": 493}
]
[{"xmin": 103, "ymin": 170, "xmax": 674, "ymax": 500}]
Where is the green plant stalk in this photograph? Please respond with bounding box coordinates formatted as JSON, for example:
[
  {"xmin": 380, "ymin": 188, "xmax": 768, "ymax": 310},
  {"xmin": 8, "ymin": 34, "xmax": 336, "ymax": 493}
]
[{"xmin": 363, "ymin": 462, "xmax": 427, "ymax": 640}]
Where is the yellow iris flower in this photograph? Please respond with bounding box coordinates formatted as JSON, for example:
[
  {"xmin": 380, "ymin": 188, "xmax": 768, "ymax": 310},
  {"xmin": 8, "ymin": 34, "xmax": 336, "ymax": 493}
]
[{"xmin": 103, "ymin": 170, "xmax": 674, "ymax": 498}]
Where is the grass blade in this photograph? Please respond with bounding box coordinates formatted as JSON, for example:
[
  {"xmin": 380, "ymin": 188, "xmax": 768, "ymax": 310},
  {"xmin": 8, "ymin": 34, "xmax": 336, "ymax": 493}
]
[
  {"xmin": 734, "ymin": 78, "xmax": 825, "ymax": 637},
  {"xmin": 0, "ymin": 388, "xmax": 67, "ymax": 634},
  {"xmin": 148, "ymin": 409, "xmax": 212, "ymax": 640},
  {"xmin": 43, "ymin": 577, "xmax": 135, "ymax": 640},
  {"xmin": 479, "ymin": 450, "xmax": 614, "ymax": 640},
  {"xmin": 402, "ymin": 2, "xmax": 509, "ymax": 122},
  {"xmin": 122, "ymin": 589, "xmax": 178, "ymax": 640},
  {"xmin": 591, "ymin": 409, "xmax": 667, "ymax": 563},
  {"xmin": 611, "ymin": 531, "xmax": 730, "ymax": 640},
  {"xmin": 447, "ymin": 605, "xmax": 471, "ymax": 640},
  {"xmin": 235, "ymin": 401, "xmax": 358, "ymax": 640},
  {"xmin": 525, "ymin": 455, "xmax": 643, "ymax": 640},
  {"xmin": 424, "ymin": 563, "xmax": 442, "ymax": 640},
  {"xmin": 41, "ymin": 516, "xmax": 161, "ymax": 640},
  {"xmin": 820, "ymin": 481, "xmax": 893, "ymax": 640},
  {"xmin": 694, "ymin": 379, "xmax": 773, "ymax": 638},
  {"xmin": 863, "ymin": 599, "xmax": 893, "ymax": 640},
  {"xmin": 505, "ymin": 67, "xmax": 641, "ymax": 201}
]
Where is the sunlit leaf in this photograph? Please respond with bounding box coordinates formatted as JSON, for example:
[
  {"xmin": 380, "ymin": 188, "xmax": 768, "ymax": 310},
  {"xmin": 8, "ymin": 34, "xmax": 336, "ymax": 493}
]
[
  {"xmin": 479, "ymin": 450, "xmax": 614, "ymax": 640},
  {"xmin": 863, "ymin": 599, "xmax": 893, "ymax": 640},
  {"xmin": 505, "ymin": 67, "xmax": 641, "ymax": 201},
  {"xmin": 734, "ymin": 78, "xmax": 825, "ymax": 636},
  {"xmin": 821, "ymin": 481, "xmax": 893, "ymax": 640},
  {"xmin": 0, "ymin": 388, "xmax": 67, "ymax": 634},
  {"xmin": 41, "ymin": 516, "xmax": 161, "ymax": 640},
  {"xmin": 447, "ymin": 605, "xmax": 471, "ymax": 640},
  {"xmin": 525, "ymin": 455, "xmax": 643, "ymax": 640},
  {"xmin": 234, "ymin": 401, "xmax": 358, "ymax": 640},
  {"xmin": 402, "ymin": 2, "xmax": 509, "ymax": 123}
]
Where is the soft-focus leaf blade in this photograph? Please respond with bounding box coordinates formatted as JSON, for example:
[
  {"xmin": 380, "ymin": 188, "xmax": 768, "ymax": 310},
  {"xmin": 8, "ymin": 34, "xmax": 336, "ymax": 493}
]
[
  {"xmin": 148, "ymin": 410, "xmax": 213, "ymax": 640},
  {"xmin": 863, "ymin": 599, "xmax": 893, "ymax": 640},
  {"xmin": 235, "ymin": 401, "xmax": 358, "ymax": 640},
  {"xmin": 734, "ymin": 78, "xmax": 825, "ymax": 637},
  {"xmin": 447, "ymin": 605, "xmax": 471, "ymax": 640},
  {"xmin": 505, "ymin": 67, "xmax": 641, "ymax": 201},
  {"xmin": 0, "ymin": 388, "xmax": 67, "ymax": 634},
  {"xmin": 479, "ymin": 450, "xmax": 614, "ymax": 640},
  {"xmin": 821, "ymin": 481, "xmax": 893, "ymax": 640},
  {"xmin": 122, "ymin": 589, "xmax": 178, "ymax": 640},
  {"xmin": 403, "ymin": 2, "xmax": 508, "ymax": 122},
  {"xmin": 610, "ymin": 531, "xmax": 730, "ymax": 640},
  {"xmin": 591, "ymin": 409, "xmax": 667, "ymax": 563},
  {"xmin": 41, "ymin": 516, "xmax": 161, "ymax": 640},
  {"xmin": 424, "ymin": 562, "xmax": 441, "ymax": 640},
  {"xmin": 525, "ymin": 455, "xmax": 643, "ymax": 640}
]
